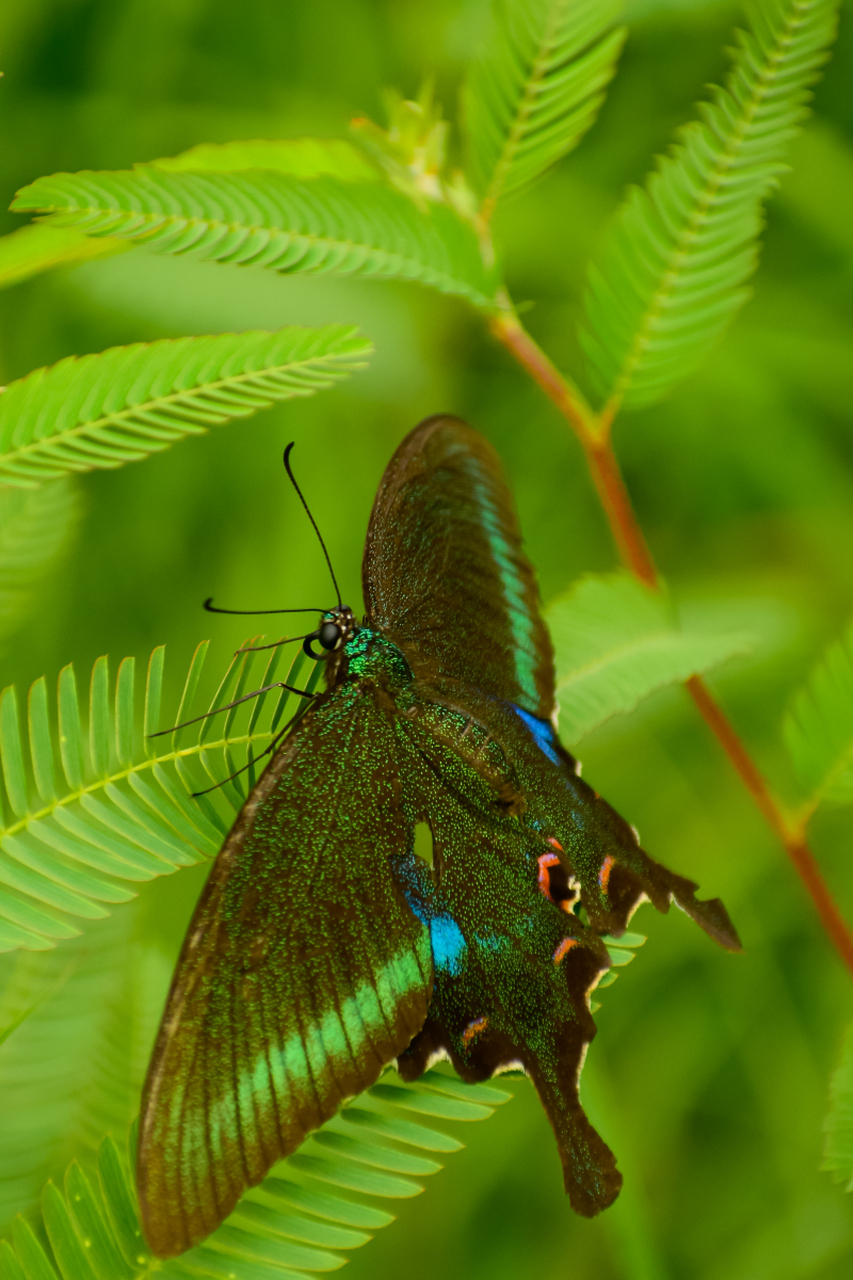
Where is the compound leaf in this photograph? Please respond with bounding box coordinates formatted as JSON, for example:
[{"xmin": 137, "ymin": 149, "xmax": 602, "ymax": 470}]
[
  {"xmin": 464, "ymin": 0, "xmax": 625, "ymax": 220},
  {"xmin": 547, "ymin": 573, "xmax": 752, "ymax": 743},
  {"xmin": 0, "ymin": 326, "xmax": 370, "ymax": 488},
  {"xmin": 12, "ymin": 170, "xmax": 498, "ymax": 309},
  {"xmin": 581, "ymin": 0, "xmax": 839, "ymax": 414}
]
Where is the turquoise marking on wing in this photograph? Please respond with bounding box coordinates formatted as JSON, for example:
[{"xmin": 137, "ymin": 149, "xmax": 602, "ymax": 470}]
[
  {"xmin": 392, "ymin": 853, "xmax": 466, "ymax": 976},
  {"xmin": 511, "ymin": 703, "xmax": 562, "ymax": 766},
  {"xmin": 430, "ymin": 915, "xmax": 467, "ymax": 975},
  {"xmin": 465, "ymin": 458, "xmax": 540, "ymax": 706}
]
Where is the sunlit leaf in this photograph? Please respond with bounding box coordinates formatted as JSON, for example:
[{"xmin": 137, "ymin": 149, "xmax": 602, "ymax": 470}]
[
  {"xmin": 12, "ymin": 169, "xmax": 498, "ymax": 309},
  {"xmin": 546, "ymin": 573, "xmax": 752, "ymax": 743},
  {"xmin": 0, "ymin": 326, "xmax": 371, "ymax": 487},
  {"xmin": 151, "ymin": 135, "xmax": 380, "ymax": 180},
  {"xmin": 0, "ymin": 642, "xmax": 320, "ymax": 953}
]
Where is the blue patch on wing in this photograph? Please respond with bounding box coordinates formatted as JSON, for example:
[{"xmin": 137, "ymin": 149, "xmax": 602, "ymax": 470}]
[
  {"xmin": 511, "ymin": 704, "xmax": 562, "ymax": 766},
  {"xmin": 429, "ymin": 915, "xmax": 467, "ymax": 975},
  {"xmin": 391, "ymin": 852, "xmax": 467, "ymax": 976}
]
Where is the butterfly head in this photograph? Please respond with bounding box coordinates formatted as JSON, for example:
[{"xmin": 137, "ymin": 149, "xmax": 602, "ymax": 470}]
[{"xmin": 303, "ymin": 606, "xmax": 357, "ymax": 660}]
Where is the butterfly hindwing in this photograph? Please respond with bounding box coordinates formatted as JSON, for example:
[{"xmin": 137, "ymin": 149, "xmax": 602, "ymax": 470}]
[
  {"xmin": 387, "ymin": 701, "xmax": 621, "ymax": 1214},
  {"xmin": 488, "ymin": 694, "xmax": 742, "ymax": 949},
  {"xmin": 362, "ymin": 415, "xmax": 555, "ymax": 720},
  {"xmin": 137, "ymin": 687, "xmax": 433, "ymax": 1257}
]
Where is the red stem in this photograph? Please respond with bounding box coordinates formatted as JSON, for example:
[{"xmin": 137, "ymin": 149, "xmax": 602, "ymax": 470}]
[{"xmin": 491, "ymin": 308, "xmax": 853, "ymax": 978}]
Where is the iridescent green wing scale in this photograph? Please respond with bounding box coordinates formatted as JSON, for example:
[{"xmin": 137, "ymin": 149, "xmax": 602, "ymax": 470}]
[
  {"xmin": 363, "ymin": 414, "xmax": 555, "ymax": 719},
  {"xmin": 137, "ymin": 686, "xmax": 432, "ymax": 1257},
  {"xmin": 388, "ymin": 696, "xmax": 621, "ymax": 1216},
  {"xmin": 364, "ymin": 418, "xmax": 739, "ymax": 954}
]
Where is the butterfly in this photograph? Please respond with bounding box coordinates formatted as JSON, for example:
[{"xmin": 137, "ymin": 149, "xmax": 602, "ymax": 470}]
[{"xmin": 137, "ymin": 414, "xmax": 740, "ymax": 1257}]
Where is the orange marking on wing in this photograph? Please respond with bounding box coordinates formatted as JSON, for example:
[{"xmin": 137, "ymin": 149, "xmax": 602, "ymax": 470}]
[
  {"xmin": 598, "ymin": 854, "xmax": 616, "ymax": 894},
  {"xmin": 553, "ymin": 937, "xmax": 578, "ymax": 965},
  {"xmin": 537, "ymin": 852, "xmax": 561, "ymax": 899},
  {"xmin": 461, "ymin": 1016, "xmax": 488, "ymax": 1048},
  {"xmin": 547, "ymin": 836, "xmax": 564, "ymax": 852}
]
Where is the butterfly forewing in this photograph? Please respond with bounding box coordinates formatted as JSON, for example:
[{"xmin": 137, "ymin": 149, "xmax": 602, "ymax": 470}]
[
  {"xmin": 363, "ymin": 416, "xmax": 555, "ymax": 720},
  {"xmin": 137, "ymin": 688, "xmax": 432, "ymax": 1257}
]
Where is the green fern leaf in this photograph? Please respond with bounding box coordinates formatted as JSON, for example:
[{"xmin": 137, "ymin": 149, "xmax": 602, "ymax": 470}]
[
  {"xmin": 823, "ymin": 1021, "xmax": 853, "ymax": 1191},
  {"xmin": 151, "ymin": 136, "xmax": 379, "ymax": 180},
  {"xmin": 0, "ymin": 140, "xmax": 378, "ymax": 293},
  {"xmin": 0, "ymin": 326, "xmax": 370, "ymax": 488},
  {"xmin": 0, "ymin": 482, "xmax": 79, "ymax": 646},
  {"xmin": 11, "ymin": 170, "xmax": 498, "ymax": 309},
  {"xmin": 0, "ymin": 915, "xmax": 168, "ymax": 1232},
  {"xmin": 463, "ymin": 0, "xmax": 626, "ymax": 221},
  {"xmin": 0, "ymin": 640, "xmax": 321, "ymax": 952},
  {"xmin": 783, "ymin": 619, "xmax": 853, "ymax": 811},
  {"xmin": 580, "ymin": 0, "xmax": 839, "ymax": 415},
  {"xmin": 0, "ymin": 224, "xmax": 128, "ymax": 292},
  {"xmin": 0, "ymin": 1072, "xmax": 509, "ymax": 1279},
  {"xmin": 546, "ymin": 573, "xmax": 752, "ymax": 743}
]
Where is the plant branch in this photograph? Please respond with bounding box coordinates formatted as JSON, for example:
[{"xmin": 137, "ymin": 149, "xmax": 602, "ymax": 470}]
[
  {"xmin": 491, "ymin": 308, "xmax": 853, "ymax": 978},
  {"xmin": 687, "ymin": 675, "xmax": 853, "ymax": 974},
  {"xmin": 490, "ymin": 312, "xmax": 659, "ymax": 586}
]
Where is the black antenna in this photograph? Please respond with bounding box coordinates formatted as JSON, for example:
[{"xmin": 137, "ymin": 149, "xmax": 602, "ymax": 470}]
[
  {"xmin": 204, "ymin": 597, "xmax": 326, "ymax": 616},
  {"xmin": 283, "ymin": 442, "xmax": 342, "ymax": 608}
]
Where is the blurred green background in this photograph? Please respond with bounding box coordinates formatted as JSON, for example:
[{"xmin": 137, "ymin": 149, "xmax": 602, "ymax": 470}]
[{"xmin": 1, "ymin": 0, "xmax": 853, "ymax": 1276}]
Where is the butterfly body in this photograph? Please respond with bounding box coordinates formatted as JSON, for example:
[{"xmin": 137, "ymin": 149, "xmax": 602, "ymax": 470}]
[{"xmin": 138, "ymin": 416, "xmax": 739, "ymax": 1256}]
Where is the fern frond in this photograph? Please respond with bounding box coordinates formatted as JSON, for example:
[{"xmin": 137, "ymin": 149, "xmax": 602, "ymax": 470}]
[
  {"xmin": 0, "ymin": 916, "xmax": 167, "ymax": 1231},
  {"xmin": 580, "ymin": 0, "xmax": 839, "ymax": 416},
  {"xmin": 0, "ymin": 640, "xmax": 320, "ymax": 953},
  {"xmin": 783, "ymin": 618, "xmax": 853, "ymax": 812},
  {"xmin": 823, "ymin": 1020, "xmax": 853, "ymax": 1191},
  {"xmin": 12, "ymin": 170, "xmax": 498, "ymax": 309},
  {"xmin": 0, "ymin": 224, "xmax": 128, "ymax": 291},
  {"xmin": 151, "ymin": 136, "xmax": 380, "ymax": 180},
  {"xmin": 546, "ymin": 573, "xmax": 752, "ymax": 743},
  {"xmin": 0, "ymin": 482, "xmax": 79, "ymax": 644},
  {"xmin": 0, "ymin": 326, "xmax": 370, "ymax": 488},
  {"xmin": 0, "ymin": 1072, "xmax": 509, "ymax": 1279},
  {"xmin": 463, "ymin": 0, "xmax": 625, "ymax": 221}
]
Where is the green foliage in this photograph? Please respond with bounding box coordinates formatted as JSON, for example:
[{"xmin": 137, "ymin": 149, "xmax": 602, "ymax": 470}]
[
  {"xmin": 546, "ymin": 573, "xmax": 752, "ymax": 743},
  {"xmin": 823, "ymin": 1022, "xmax": 853, "ymax": 1192},
  {"xmin": 580, "ymin": 0, "xmax": 839, "ymax": 413},
  {"xmin": 0, "ymin": 483, "xmax": 78, "ymax": 645},
  {"xmin": 350, "ymin": 83, "xmax": 453, "ymax": 207},
  {"xmin": 12, "ymin": 171, "xmax": 498, "ymax": 309},
  {"xmin": 0, "ymin": 1072, "xmax": 509, "ymax": 1280},
  {"xmin": 784, "ymin": 619, "xmax": 853, "ymax": 811},
  {"xmin": 152, "ymin": 136, "xmax": 380, "ymax": 180},
  {"xmin": 463, "ymin": 0, "xmax": 626, "ymax": 219},
  {"xmin": 0, "ymin": 327, "xmax": 371, "ymax": 487},
  {"xmin": 0, "ymin": 641, "xmax": 320, "ymax": 953},
  {"xmin": 0, "ymin": 0, "xmax": 851, "ymax": 1274},
  {"xmin": 0, "ymin": 141, "xmax": 376, "ymax": 293},
  {"xmin": 0, "ymin": 225, "xmax": 128, "ymax": 292},
  {"xmin": 0, "ymin": 917, "xmax": 168, "ymax": 1229}
]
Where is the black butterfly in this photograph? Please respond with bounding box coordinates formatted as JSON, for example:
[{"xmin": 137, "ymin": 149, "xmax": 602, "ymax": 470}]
[{"xmin": 138, "ymin": 415, "xmax": 740, "ymax": 1256}]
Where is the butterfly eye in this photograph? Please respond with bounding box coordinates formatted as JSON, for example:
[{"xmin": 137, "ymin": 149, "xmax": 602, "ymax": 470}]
[{"xmin": 319, "ymin": 621, "xmax": 343, "ymax": 650}]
